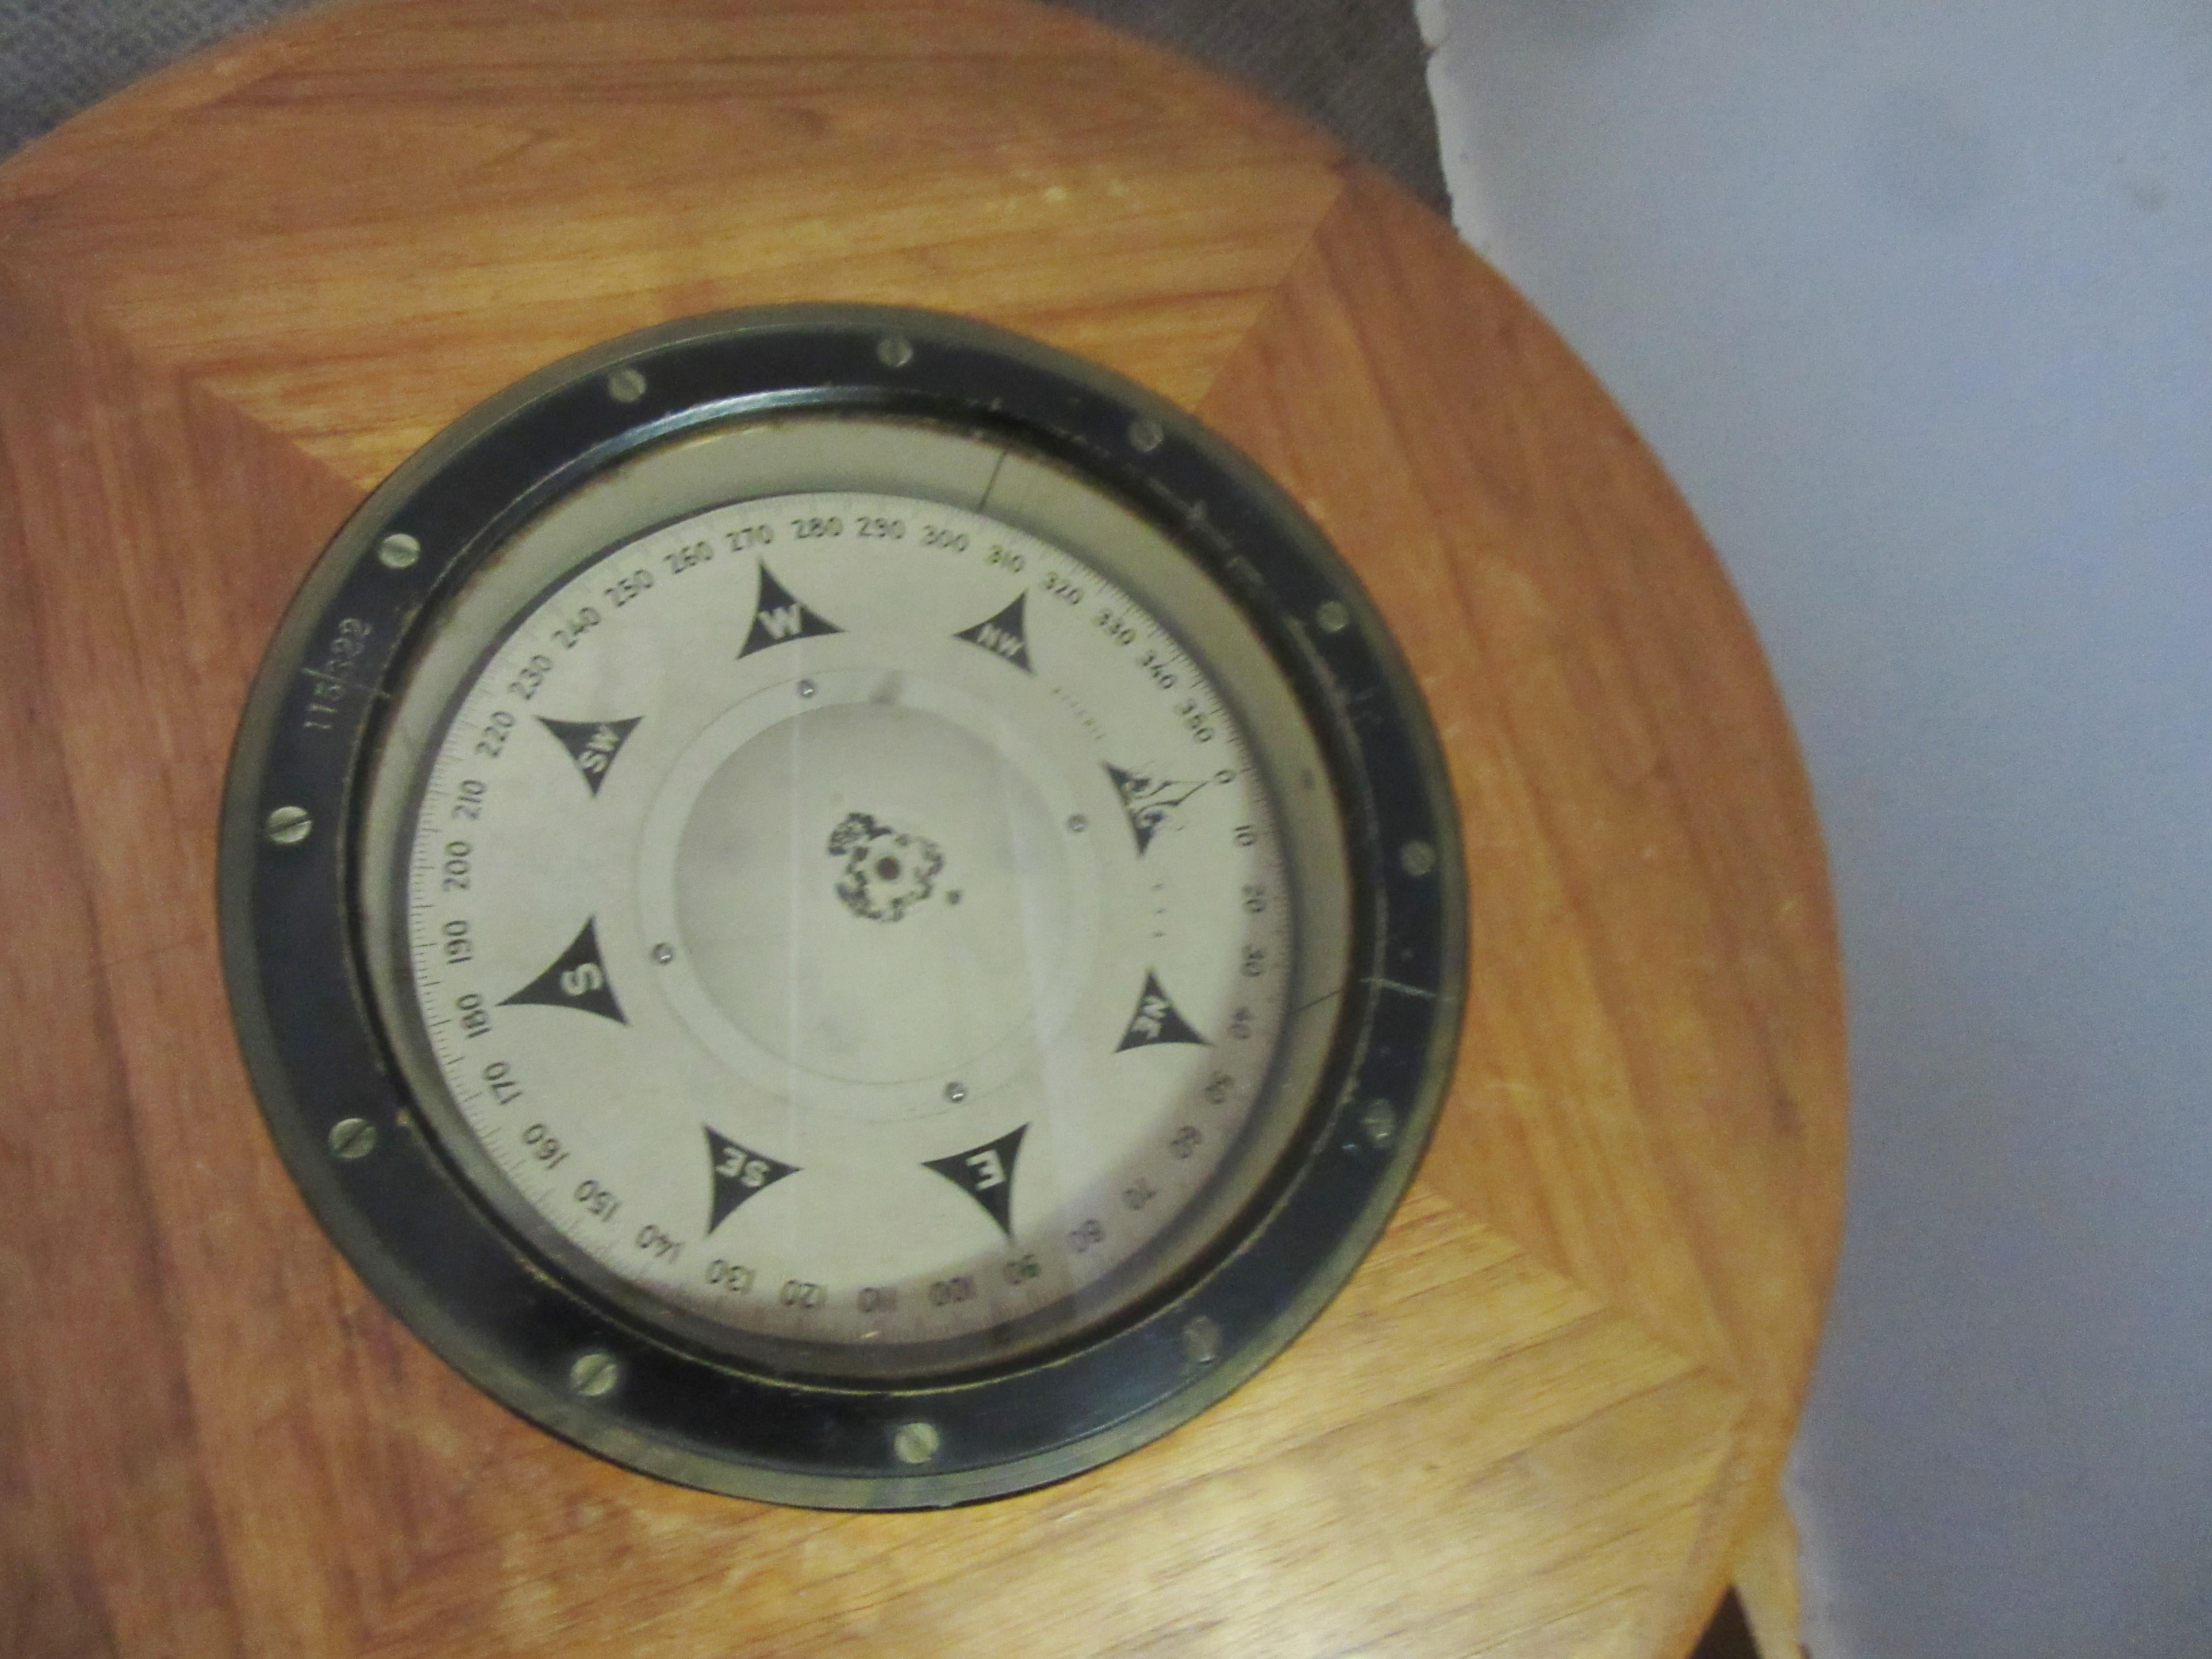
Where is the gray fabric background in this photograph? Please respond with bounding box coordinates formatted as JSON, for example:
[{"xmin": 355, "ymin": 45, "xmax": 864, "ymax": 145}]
[{"xmin": 0, "ymin": 0, "xmax": 1446, "ymax": 209}]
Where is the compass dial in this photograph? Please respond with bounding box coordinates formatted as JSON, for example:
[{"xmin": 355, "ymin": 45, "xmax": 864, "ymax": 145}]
[
  {"xmin": 230, "ymin": 309, "xmax": 1460, "ymax": 1504},
  {"xmin": 370, "ymin": 457, "xmax": 1339, "ymax": 1373}
]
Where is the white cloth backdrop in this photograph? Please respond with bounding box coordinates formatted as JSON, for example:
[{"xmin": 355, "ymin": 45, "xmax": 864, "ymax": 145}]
[{"xmin": 1419, "ymin": 1, "xmax": 2212, "ymax": 1655}]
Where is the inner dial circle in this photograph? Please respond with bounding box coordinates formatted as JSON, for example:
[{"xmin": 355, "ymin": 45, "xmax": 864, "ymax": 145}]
[
  {"xmin": 386, "ymin": 466, "xmax": 1327, "ymax": 1376},
  {"xmin": 644, "ymin": 667, "xmax": 1100, "ymax": 1107},
  {"xmin": 678, "ymin": 693, "xmax": 1067, "ymax": 1087}
]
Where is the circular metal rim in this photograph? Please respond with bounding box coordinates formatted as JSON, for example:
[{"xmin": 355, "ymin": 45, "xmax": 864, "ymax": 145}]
[{"xmin": 218, "ymin": 305, "xmax": 1466, "ymax": 1508}]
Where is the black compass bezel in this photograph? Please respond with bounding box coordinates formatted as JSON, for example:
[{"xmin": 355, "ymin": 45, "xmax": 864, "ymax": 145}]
[{"xmin": 218, "ymin": 306, "xmax": 1465, "ymax": 1508}]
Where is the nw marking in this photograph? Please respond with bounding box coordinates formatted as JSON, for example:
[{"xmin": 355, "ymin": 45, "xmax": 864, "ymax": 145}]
[{"xmin": 952, "ymin": 593, "xmax": 1033, "ymax": 673}]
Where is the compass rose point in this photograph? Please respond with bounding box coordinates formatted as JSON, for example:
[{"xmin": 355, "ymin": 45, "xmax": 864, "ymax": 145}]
[
  {"xmin": 500, "ymin": 917, "xmax": 626, "ymax": 1023},
  {"xmin": 537, "ymin": 715, "xmax": 641, "ymax": 795},
  {"xmin": 1104, "ymin": 762, "xmax": 1208, "ymax": 855},
  {"xmin": 703, "ymin": 1126, "xmax": 800, "ymax": 1234},
  {"xmin": 1118, "ymin": 970, "xmax": 1208, "ymax": 1050},
  {"xmin": 924, "ymin": 1124, "xmax": 1027, "ymax": 1238},
  {"xmin": 739, "ymin": 563, "xmax": 843, "ymax": 658},
  {"xmin": 952, "ymin": 593, "xmax": 1034, "ymax": 673}
]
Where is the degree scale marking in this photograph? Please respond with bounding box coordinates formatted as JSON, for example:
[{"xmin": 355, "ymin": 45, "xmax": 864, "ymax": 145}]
[{"xmin": 397, "ymin": 489, "xmax": 1295, "ymax": 1363}]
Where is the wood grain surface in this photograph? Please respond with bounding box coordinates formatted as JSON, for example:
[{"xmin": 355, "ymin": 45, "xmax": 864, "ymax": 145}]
[{"xmin": 0, "ymin": 1, "xmax": 1847, "ymax": 1655}]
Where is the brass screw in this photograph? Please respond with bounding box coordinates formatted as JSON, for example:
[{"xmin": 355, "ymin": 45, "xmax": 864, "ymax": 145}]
[
  {"xmin": 328, "ymin": 1117, "xmax": 378, "ymax": 1160},
  {"xmin": 892, "ymin": 1420, "xmax": 941, "ymax": 1464},
  {"xmin": 569, "ymin": 1351, "xmax": 621, "ymax": 1397}
]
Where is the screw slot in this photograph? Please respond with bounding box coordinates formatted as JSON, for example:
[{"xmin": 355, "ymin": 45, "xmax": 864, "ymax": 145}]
[
  {"xmin": 606, "ymin": 367, "xmax": 648, "ymax": 404},
  {"xmin": 376, "ymin": 533, "xmax": 421, "ymax": 570},
  {"xmin": 328, "ymin": 1117, "xmax": 377, "ymax": 1160},
  {"xmin": 264, "ymin": 805, "xmax": 313, "ymax": 846},
  {"xmin": 892, "ymin": 1420, "xmax": 941, "ymax": 1465},
  {"xmin": 569, "ymin": 1350, "xmax": 621, "ymax": 1397}
]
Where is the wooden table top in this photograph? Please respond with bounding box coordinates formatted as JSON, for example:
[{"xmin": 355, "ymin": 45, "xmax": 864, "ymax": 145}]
[{"xmin": 0, "ymin": 2, "xmax": 1847, "ymax": 1654}]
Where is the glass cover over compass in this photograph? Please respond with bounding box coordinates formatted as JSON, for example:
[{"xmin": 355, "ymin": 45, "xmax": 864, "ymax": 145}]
[{"xmin": 224, "ymin": 309, "xmax": 1461, "ymax": 1505}]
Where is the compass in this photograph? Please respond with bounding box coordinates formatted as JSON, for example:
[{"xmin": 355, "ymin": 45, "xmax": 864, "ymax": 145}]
[{"xmin": 220, "ymin": 306, "xmax": 1464, "ymax": 1507}]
